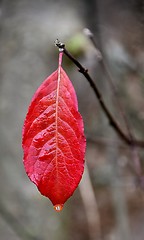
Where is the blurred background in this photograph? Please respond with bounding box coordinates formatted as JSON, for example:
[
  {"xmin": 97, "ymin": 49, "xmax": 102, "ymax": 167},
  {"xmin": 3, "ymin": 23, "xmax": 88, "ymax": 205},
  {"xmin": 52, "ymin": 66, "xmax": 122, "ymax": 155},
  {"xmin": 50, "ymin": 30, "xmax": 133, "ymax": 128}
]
[{"xmin": 1, "ymin": 0, "xmax": 144, "ymax": 239}]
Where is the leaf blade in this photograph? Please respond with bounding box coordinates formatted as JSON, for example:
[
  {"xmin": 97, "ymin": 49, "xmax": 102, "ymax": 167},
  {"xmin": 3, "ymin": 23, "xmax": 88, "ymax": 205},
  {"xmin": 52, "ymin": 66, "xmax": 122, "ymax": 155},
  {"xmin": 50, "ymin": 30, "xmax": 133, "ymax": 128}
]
[{"xmin": 22, "ymin": 66, "xmax": 86, "ymax": 207}]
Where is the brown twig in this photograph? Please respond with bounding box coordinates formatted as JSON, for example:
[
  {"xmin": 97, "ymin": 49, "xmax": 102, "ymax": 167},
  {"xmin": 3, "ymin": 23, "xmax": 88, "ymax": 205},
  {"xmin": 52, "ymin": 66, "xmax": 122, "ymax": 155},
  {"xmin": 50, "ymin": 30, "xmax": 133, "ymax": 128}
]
[{"xmin": 55, "ymin": 39, "xmax": 144, "ymax": 148}]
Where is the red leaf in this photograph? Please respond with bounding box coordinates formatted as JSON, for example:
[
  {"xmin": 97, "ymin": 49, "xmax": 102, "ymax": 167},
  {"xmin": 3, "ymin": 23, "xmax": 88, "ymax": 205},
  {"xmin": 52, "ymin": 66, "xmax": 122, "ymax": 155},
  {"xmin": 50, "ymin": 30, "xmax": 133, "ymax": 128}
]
[{"xmin": 22, "ymin": 52, "xmax": 86, "ymax": 211}]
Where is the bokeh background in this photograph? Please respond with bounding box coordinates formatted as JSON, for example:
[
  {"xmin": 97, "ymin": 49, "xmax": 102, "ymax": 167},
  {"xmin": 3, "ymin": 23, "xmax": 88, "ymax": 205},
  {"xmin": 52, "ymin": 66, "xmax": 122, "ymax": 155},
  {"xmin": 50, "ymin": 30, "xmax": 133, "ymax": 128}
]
[{"xmin": 1, "ymin": 0, "xmax": 144, "ymax": 240}]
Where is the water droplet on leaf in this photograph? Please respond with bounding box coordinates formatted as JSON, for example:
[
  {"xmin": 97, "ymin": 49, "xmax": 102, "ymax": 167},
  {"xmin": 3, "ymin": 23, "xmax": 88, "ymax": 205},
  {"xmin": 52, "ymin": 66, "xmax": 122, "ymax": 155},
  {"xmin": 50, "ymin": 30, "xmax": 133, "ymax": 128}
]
[{"xmin": 54, "ymin": 204, "xmax": 63, "ymax": 212}]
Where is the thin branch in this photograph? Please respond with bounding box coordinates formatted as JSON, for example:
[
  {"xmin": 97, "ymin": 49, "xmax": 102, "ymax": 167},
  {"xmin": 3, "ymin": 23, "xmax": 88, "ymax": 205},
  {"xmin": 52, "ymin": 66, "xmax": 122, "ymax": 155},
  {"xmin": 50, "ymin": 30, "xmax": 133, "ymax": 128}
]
[
  {"xmin": 79, "ymin": 162, "xmax": 102, "ymax": 240},
  {"xmin": 86, "ymin": 134, "xmax": 129, "ymax": 150},
  {"xmin": 83, "ymin": 29, "xmax": 144, "ymax": 186},
  {"xmin": 84, "ymin": 29, "xmax": 144, "ymax": 180},
  {"xmin": 84, "ymin": 28, "xmax": 133, "ymax": 141},
  {"xmin": 55, "ymin": 39, "xmax": 144, "ymax": 148}
]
